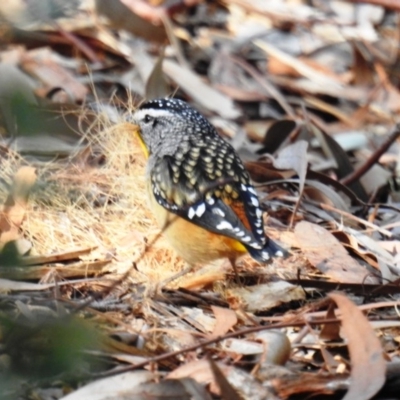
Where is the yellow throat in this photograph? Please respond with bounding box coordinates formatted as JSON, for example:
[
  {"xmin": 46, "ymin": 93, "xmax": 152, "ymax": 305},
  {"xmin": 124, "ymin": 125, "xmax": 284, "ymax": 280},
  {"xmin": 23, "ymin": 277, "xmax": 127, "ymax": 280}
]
[{"xmin": 131, "ymin": 124, "xmax": 149, "ymax": 159}]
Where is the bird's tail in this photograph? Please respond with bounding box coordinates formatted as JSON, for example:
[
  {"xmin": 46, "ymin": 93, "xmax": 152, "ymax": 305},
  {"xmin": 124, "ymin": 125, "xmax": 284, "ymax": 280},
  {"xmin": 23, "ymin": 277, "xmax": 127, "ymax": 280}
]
[{"xmin": 247, "ymin": 238, "xmax": 289, "ymax": 263}]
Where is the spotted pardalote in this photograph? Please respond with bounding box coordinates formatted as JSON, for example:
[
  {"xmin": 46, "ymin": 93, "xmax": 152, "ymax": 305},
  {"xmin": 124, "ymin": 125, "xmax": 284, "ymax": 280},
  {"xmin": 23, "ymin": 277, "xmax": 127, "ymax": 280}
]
[{"xmin": 131, "ymin": 98, "xmax": 288, "ymax": 265}]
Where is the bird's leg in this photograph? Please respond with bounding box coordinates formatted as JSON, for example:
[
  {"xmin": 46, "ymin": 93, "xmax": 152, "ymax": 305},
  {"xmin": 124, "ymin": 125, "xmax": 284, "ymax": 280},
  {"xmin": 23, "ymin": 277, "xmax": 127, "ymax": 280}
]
[
  {"xmin": 229, "ymin": 258, "xmax": 241, "ymax": 285},
  {"xmin": 145, "ymin": 264, "xmax": 195, "ymax": 299},
  {"xmin": 158, "ymin": 263, "xmax": 195, "ymax": 288},
  {"xmin": 150, "ymin": 218, "xmax": 197, "ymax": 289}
]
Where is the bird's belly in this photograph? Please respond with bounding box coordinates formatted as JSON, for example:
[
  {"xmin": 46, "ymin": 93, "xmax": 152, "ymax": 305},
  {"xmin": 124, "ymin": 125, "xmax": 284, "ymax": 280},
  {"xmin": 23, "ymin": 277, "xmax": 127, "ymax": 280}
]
[{"xmin": 148, "ymin": 189, "xmax": 246, "ymax": 264}]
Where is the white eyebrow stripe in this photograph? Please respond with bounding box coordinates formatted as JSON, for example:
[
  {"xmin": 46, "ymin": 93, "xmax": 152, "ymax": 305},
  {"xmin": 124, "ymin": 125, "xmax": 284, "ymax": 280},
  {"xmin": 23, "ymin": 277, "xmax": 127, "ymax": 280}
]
[{"xmin": 133, "ymin": 108, "xmax": 176, "ymax": 122}]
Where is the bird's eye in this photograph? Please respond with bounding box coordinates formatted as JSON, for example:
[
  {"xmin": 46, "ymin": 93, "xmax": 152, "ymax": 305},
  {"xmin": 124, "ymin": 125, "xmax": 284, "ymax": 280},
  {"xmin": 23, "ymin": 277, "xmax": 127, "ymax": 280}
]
[{"xmin": 143, "ymin": 115, "xmax": 152, "ymax": 124}]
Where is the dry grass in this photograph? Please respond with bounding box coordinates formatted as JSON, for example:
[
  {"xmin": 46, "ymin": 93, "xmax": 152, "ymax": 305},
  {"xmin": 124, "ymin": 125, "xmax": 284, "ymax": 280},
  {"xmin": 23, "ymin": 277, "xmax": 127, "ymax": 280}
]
[
  {"xmin": 0, "ymin": 106, "xmax": 290, "ymax": 288},
  {"xmin": 0, "ymin": 109, "xmax": 186, "ymax": 285}
]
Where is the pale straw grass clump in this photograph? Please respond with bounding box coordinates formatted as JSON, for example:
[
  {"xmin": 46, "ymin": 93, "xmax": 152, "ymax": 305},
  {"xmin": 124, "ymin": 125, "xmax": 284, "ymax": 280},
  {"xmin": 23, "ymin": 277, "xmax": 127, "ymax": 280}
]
[{"xmin": 15, "ymin": 109, "xmax": 185, "ymax": 284}]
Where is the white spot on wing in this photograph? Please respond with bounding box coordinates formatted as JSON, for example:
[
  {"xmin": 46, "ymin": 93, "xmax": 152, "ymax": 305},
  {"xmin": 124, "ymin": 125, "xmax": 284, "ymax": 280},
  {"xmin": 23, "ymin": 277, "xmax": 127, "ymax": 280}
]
[
  {"xmin": 275, "ymin": 250, "xmax": 284, "ymax": 257},
  {"xmin": 250, "ymin": 196, "xmax": 259, "ymax": 207},
  {"xmin": 216, "ymin": 221, "xmax": 233, "ymax": 230},
  {"xmin": 195, "ymin": 202, "xmax": 206, "ymax": 217},
  {"xmin": 248, "ymin": 187, "xmax": 257, "ymax": 195},
  {"xmin": 241, "ymin": 184, "xmax": 247, "ymax": 191},
  {"xmin": 242, "ymin": 236, "xmax": 251, "ymax": 242},
  {"xmin": 256, "ymin": 209, "xmax": 263, "ymax": 219},
  {"xmin": 188, "ymin": 207, "xmax": 195, "ymax": 219},
  {"xmin": 262, "ymin": 251, "xmax": 270, "ymax": 260},
  {"xmin": 212, "ymin": 207, "xmax": 225, "ymax": 217}
]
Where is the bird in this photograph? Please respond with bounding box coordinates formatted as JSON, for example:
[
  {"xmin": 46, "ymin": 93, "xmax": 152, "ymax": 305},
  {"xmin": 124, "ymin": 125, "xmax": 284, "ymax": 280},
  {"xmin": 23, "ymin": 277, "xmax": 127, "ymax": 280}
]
[{"xmin": 131, "ymin": 98, "xmax": 288, "ymax": 282}]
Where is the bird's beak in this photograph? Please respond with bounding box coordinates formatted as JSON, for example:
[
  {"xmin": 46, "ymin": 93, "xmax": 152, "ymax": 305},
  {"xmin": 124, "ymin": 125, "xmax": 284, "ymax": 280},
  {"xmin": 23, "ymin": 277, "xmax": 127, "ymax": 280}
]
[{"xmin": 130, "ymin": 123, "xmax": 149, "ymax": 159}]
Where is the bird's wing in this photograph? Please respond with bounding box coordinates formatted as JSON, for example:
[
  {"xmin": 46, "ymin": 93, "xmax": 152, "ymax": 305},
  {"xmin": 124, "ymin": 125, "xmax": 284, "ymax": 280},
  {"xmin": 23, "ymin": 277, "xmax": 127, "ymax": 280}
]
[{"xmin": 150, "ymin": 152, "xmax": 266, "ymax": 250}]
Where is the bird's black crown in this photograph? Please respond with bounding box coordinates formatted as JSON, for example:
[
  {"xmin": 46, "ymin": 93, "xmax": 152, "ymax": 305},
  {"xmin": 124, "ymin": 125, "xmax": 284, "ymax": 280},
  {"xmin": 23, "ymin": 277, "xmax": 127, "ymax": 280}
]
[{"xmin": 139, "ymin": 98, "xmax": 211, "ymax": 128}]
